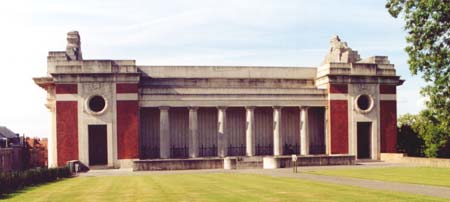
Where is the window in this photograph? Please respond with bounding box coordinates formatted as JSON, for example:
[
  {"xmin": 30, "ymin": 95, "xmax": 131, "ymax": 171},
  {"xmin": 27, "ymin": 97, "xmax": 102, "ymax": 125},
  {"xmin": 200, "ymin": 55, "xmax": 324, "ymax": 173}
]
[
  {"xmin": 87, "ymin": 95, "xmax": 107, "ymax": 114},
  {"xmin": 355, "ymin": 94, "xmax": 373, "ymax": 113}
]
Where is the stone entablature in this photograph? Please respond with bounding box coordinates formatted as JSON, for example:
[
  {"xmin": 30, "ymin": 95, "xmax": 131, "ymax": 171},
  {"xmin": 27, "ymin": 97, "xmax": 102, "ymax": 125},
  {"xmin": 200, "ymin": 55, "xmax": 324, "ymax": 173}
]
[
  {"xmin": 47, "ymin": 59, "xmax": 137, "ymax": 74},
  {"xmin": 34, "ymin": 31, "xmax": 403, "ymax": 168},
  {"xmin": 139, "ymin": 66, "xmax": 317, "ymax": 79}
]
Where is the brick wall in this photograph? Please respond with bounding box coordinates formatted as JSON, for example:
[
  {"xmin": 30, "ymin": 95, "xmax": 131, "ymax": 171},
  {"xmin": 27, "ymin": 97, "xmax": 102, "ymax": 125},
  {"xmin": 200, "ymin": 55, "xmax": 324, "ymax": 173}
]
[
  {"xmin": 117, "ymin": 101, "xmax": 139, "ymax": 159},
  {"xmin": 379, "ymin": 85, "xmax": 397, "ymax": 153},
  {"xmin": 379, "ymin": 85, "xmax": 396, "ymax": 94},
  {"xmin": 116, "ymin": 83, "xmax": 138, "ymax": 93},
  {"xmin": 330, "ymin": 100, "xmax": 348, "ymax": 154},
  {"xmin": 329, "ymin": 84, "xmax": 348, "ymax": 94},
  {"xmin": 55, "ymin": 84, "xmax": 77, "ymax": 94},
  {"xmin": 116, "ymin": 83, "xmax": 139, "ymax": 159},
  {"xmin": 329, "ymin": 84, "xmax": 349, "ymax": 154},
  {"xmin": 56, "ymin": 101, "xmax": 78, "ymax": 166},
  {"xmin": 380, "ymin": 100, "xmax": 397, "ymax": 153}
]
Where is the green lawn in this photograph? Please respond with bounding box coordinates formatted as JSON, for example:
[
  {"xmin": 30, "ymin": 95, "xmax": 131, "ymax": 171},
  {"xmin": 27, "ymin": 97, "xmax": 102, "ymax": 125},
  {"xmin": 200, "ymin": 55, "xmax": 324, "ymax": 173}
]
[
  {"xmin": 1, "ymin": 173, "xmax": 446, "ymax": 202},
  {"xmin": 307, "ymin": 167, "xmax": 450, "ymax": 187}
]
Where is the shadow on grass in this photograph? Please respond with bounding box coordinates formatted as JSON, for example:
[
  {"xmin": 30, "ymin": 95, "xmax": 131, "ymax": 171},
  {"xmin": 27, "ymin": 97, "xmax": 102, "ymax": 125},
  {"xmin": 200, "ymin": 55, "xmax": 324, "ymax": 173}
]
[{"xmin": 0, "ymin": 178, "xmax": 71, "ymax": 200}]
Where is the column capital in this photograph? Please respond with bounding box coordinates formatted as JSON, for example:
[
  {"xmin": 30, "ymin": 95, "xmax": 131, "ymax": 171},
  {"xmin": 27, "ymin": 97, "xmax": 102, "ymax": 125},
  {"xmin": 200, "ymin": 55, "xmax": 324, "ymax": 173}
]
[
  {"xmin": 188, "ymin": 106, "xmax": 199, "ymax": 111},
  {"xmin": 299, "ymin": 106, "xmax": 309, "ymax": 110},
  {"xmin": 273, "ymin": 106, "xmax": 283, "ymax": 110},
  {"xmin": 217, "ymin": 106, "xmax": 228, "ymax": 110},
  {"xmin": 245, "ymin": 106, "xmax": 255, "ymax": 110},
  {"xmin": 159, "ymin": 106, "xmax": 170, "ymax": 110}
]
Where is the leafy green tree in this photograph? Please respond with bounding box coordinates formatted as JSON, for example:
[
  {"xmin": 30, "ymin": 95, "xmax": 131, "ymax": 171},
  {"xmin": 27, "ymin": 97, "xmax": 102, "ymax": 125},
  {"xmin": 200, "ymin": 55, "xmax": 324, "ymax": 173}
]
[
  {"xmin": 386, "ymin": 0, "xmax": 450, "ymax": 157},
  {"xmin": 397, "ymin": 112, "xmax": 448, "ymax": 157},
  {"xmin": 397, "ymin": 114, "xmax": 425, "ymax": 157}
]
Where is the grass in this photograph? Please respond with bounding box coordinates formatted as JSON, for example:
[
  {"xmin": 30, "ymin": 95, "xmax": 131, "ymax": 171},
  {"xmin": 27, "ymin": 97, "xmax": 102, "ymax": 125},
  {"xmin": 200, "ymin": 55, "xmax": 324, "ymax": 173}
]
[
  {"xmin": 1, "ymin": 173, "xmax": 447, "ymax": 202},
  {"xmin": 307, "ymin": 167, "xmax": 450, "ymax": 188}
]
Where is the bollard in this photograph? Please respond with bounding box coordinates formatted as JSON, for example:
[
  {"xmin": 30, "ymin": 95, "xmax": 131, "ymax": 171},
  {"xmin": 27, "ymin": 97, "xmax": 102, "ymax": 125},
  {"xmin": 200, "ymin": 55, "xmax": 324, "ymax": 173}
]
[
  {"xmin": 75, "ymin": 163, "xmax": 79, "ymax": 175},
  {"xmin": 291, "ymin": 154, "xmax": 298, "ymax": 173}
]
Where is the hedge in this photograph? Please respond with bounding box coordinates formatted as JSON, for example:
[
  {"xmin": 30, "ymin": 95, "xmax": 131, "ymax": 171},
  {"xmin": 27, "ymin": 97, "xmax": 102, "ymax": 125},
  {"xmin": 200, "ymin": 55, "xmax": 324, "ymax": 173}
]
[{"xmin": 0, "ymin": 166, "xmax": 72, "ymax": 195}]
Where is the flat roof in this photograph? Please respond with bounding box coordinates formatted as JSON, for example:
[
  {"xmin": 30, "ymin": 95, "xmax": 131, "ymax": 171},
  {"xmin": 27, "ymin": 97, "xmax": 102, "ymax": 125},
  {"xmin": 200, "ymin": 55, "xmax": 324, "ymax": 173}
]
[{"xmin": 138, "ymin": 66, "xmax": 317, "ymax": 79}]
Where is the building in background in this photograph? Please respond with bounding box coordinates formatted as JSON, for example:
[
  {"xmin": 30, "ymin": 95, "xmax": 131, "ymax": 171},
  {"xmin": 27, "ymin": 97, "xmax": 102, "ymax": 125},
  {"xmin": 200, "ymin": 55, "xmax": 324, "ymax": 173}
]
[
  {"xmin": 26, "ymin": 137, "xmax": 48, "ymax": 168},
  {"xmin": 34, "ymin": 31, "xmax": 403, "ymax": 168},
  {"xmin": 0, "ymin": 126, "xmax": 21, "ymax": 148},
  {"xmin": 0, "ymin": 126, "xmax": 48, "ymax": 171}
]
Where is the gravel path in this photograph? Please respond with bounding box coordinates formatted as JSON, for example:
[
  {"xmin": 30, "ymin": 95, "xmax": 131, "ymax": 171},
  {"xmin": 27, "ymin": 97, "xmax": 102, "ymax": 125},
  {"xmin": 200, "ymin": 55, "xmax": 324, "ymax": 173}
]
[{"xmin": 236, "ymin": 168, "xmax": 450, "ymax": 199}]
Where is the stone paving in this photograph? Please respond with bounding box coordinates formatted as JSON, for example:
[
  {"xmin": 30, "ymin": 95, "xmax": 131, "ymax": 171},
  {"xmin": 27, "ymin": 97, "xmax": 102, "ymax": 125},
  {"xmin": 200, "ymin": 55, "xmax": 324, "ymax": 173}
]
[{"xmin": 80, "ymin": 162, "xmax": 450, "ymax": 199}]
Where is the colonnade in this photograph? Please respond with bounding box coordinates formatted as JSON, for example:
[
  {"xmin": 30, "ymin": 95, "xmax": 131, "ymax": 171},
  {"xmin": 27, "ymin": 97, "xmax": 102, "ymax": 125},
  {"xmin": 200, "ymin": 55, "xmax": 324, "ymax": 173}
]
[{"xmin": 154, "ymin": 106, "xmax": 320, "ymax": 158}]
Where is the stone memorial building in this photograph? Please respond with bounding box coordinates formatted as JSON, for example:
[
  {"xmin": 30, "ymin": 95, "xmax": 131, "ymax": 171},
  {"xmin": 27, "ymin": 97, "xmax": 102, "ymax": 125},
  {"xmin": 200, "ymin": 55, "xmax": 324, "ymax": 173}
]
[{"xmin": 34, "ymin": 31, "xmax": 403, "ymax": 169}]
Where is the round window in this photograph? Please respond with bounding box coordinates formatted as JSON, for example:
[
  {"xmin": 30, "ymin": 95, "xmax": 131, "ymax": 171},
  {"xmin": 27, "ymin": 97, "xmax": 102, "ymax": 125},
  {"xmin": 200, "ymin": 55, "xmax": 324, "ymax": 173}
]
[
  {"xmin": 88, "ymin": 95, "xmax": 106, "ymax": 113},
  {"xmin": 355, "ymin": 94, "xmax": 373, "ymax": 113}
]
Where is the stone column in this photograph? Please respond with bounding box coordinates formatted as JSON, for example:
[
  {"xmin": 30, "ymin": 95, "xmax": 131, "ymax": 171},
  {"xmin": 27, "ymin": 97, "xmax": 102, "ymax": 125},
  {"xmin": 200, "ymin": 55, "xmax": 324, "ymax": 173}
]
[
  {"xmin": 217, "ymin": 107, "xmax": 227, "ymax": 157},
  {"xmin": 324, "ymin": 106, "xmax": 331, "ymax": 155},
  {"xmin": 189, "ymin": 107, "xmax": 199, "ymax": 158},
  {"xmin": 48, "ymin": 87, "xmax": 58, "ymax": 167},
  {"xmin": 300, "ymin": 107, "xmax": 309, "ymax": 155},
  {"xmin": 245, "ymin": 106, "xmax": 255, "ymax": 156},
  {"xmin": 273, "ymin": 106, "xmax": 282, "ymax": 156},
  {"xmin": 159, "ymin": 106, "xmax": 170, "ymax": 158}
]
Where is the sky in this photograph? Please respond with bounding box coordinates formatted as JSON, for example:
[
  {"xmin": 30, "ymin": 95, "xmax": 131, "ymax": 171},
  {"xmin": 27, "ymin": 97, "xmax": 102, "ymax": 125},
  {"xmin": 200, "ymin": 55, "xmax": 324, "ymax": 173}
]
[{"xmin": 0, "ymin": 0, "xmax": 426, "ymax": 138}]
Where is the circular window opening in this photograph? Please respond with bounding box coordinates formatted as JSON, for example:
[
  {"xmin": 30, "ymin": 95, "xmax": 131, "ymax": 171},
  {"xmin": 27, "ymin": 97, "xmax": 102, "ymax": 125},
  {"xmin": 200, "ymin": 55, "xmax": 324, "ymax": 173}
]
[
  {"xmin": 88, "ymin": 95, "xmax": 106, "ymax": 113},
  {"xmin": 356, "ymin": 94, "xmax": 371, "ymax": 111}
]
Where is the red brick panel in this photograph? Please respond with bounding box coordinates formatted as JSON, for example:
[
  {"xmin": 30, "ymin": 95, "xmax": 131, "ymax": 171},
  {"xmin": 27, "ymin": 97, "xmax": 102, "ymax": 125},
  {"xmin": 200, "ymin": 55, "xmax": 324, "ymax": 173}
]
[
  {"xmin": 330, "ymin": 100, "xmax": 348, "ymax": 154},
  {"xmin": 329, "ymin": 84, "xmax": 348, "ymax": 94},
  {"xmin": 380, "ymin": 85, "xmax": 397, "ymax": 94},
  {"xmin": 116, "ymin": 83, "xmax": 138, "ymax": 94},
  {"xmin": 117, "ymin": 101, "xmax": 139, "ymax": 159},
  {"xmin": 55, "ymin": 84, "xmax": 78, "ymax": 94},
  {"xmin": 56, "ymin": 101, "xmax": 78, "ymax": 166},
  {"xmin": 380, "ymin": 100, "xmax": 397, "ymax": 153}
]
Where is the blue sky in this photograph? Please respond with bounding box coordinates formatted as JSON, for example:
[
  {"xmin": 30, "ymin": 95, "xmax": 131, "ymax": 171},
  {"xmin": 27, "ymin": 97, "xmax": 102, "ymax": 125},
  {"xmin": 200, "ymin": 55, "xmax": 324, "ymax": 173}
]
[{"xmin": 0, "ymin": 0, "xmax": 425, "ymax": 137}]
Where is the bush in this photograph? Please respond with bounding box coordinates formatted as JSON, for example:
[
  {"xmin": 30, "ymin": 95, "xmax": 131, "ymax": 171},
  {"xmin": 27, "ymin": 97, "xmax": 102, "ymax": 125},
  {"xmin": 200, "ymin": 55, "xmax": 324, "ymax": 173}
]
[
  {"xmin": 397, "ymin": 124, "xmax": 425, "ymax": 157},
  {"xmin": 397, "ymin": 112, "xmax": 449, "ymax": 158},
  {"xmin": 0, "ymin": 166, "xmax": 72, "ymax": 196}
]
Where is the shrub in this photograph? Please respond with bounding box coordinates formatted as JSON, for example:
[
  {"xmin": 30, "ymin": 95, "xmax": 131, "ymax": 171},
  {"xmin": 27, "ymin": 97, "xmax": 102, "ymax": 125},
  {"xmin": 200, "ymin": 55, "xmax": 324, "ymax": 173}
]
[{"xmin": 0, "ymin": 166, "xmax": 72, "ymax": 196}]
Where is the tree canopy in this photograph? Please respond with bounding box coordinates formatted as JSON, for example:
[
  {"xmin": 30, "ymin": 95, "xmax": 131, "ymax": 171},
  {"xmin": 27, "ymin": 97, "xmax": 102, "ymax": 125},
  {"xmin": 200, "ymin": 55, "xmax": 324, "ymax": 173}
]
[{"xmin": 386, "ymin": 0, "xmax": 450, "ymax": 157}]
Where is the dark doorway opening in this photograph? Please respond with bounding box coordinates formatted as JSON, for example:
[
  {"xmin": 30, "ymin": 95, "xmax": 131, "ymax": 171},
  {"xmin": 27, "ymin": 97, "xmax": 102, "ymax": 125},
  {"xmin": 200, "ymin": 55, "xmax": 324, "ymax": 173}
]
[
  {"xmin": 357, "ymin": 122, "xmax": 371, "ymax": 159},
  {"xmin": 308, "ymin": 107, "xmax": 326, "ymax": 155},
  {"xmin": 89, "ymin": 125, "xmax": 107, "ymax": 165}
]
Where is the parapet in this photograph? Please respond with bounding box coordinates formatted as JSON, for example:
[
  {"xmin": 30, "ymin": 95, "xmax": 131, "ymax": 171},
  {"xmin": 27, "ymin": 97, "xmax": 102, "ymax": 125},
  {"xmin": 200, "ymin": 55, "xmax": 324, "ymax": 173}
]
[
  {"xmin": 317, "ymin": 36, "xmax": 397, "ymax": 78},
  {"xmin": 47, "ymin": 31, "xmax": 137, "ymax": 75}
]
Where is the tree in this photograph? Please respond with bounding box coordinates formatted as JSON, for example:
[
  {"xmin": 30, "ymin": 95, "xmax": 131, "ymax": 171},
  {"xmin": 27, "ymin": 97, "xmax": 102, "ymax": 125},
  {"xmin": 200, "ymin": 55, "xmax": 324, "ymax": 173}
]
[
  {"xmin": 386, "ymin": 0, "xmax": 450, "ymax": 157},
  {"xmin": 397, "ymin": 114, "xmax": 425, "ymax": 157},
  {"xmin": 397, "ymin": 112, "xmax": 448, "ymax": 157}
]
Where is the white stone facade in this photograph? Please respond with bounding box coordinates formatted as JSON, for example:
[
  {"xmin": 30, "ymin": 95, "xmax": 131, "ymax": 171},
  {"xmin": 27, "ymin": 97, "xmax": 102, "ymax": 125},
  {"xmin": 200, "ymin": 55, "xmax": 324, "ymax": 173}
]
[{"xmin": 34, "ymin": 32, "xmax": 403, "ymax": 168}]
